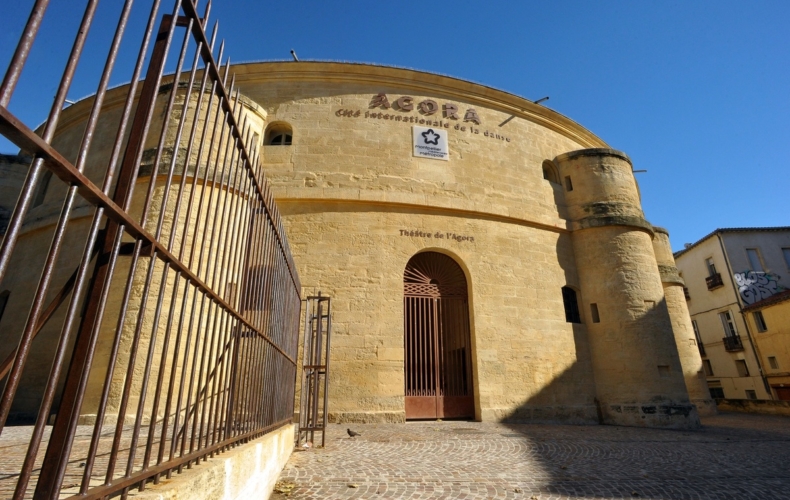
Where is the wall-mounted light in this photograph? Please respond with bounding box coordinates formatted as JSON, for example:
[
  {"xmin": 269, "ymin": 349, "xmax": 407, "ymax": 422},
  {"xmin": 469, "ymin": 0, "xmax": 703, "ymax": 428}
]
[
  {"xmin": 290, "ymin": 49, "xmax": 299, "ymax": 62},
  {"xmin": 533, "ymin": 96, "xmax": 549, "ymax": 105}
]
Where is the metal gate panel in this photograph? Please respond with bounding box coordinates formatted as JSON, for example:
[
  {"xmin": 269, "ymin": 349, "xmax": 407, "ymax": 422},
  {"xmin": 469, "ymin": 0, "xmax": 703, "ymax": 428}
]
[
  {"xmin": 0, "ymin": 2, "xmax": 302, "ymax": 498},
  {"xmin": 403, "ymin": 253, "xmax": 473, "ymax": 420}
]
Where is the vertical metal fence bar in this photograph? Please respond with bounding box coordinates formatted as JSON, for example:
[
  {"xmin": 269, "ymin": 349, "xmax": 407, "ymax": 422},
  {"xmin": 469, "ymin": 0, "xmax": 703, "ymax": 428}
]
[
  {"xmin": 0, "ymin": 0, "xmax": 101, "ymax": 433},
  {"xmin": 0, "ymin": 0, "xmax": 51, "ymax": 106},
  {"xmin": 35, "ymin": 4, "xmax": 177, "ymax": 494},
  {"xmin": 0, "ymin": 1, "xmax": 303, "ymax": 497}
]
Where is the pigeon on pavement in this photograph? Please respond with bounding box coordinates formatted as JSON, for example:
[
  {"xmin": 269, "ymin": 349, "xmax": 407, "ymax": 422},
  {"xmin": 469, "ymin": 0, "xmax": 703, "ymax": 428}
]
[{"xmin": 347, "ymin": 428, "xmax": 361, "ymax": 438}]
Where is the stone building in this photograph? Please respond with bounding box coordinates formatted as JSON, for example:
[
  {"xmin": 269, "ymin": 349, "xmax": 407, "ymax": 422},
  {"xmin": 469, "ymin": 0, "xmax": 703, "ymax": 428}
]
[
  {"xmin": 0, "ymin": 61, "xmax": 714, "ymax": 428},
  {"xmin": 743, "ymin": 290, "xmax": 790, "ymax": 400},
  {"xmin": 674, "ymin": 226, "xmax": 790, "ymax": 400}
]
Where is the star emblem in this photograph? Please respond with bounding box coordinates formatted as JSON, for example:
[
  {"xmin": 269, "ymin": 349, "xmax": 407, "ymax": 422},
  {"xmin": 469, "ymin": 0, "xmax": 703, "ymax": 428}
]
[{"xmin": 421, "ymin": 129, "xmax": 440, "ymax": 145}]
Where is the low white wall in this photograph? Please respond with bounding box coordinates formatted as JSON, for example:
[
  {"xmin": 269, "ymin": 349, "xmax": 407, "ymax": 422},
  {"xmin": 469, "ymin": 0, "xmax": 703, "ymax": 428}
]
[{"xmin": 129, "ymin": 424, "xmax": 294, "ymax": 500}]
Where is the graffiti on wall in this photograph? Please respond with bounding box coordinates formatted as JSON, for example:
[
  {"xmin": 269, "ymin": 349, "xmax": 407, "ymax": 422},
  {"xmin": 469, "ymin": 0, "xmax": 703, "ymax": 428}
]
[{"xmin": 733, "ymin": 271, "xmax": 786, "ymax": 305}]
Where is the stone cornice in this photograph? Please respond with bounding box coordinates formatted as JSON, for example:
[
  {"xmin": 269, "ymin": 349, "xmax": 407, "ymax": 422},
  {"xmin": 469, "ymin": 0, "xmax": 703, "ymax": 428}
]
[
  {"xmin": 554, "ymin": 148, "xmax": 632, "ymax": 166},
  {"xmin": 233, "ymin": 61, "xmax": 609, "ymax": 149}
]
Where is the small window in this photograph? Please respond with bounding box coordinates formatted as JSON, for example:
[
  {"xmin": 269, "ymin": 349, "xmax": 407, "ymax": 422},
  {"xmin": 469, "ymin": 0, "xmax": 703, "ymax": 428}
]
[
  {"xmin": 782, "ymin": 248, "xmax": 790, "ymax": 269},
  {"xmin": 590, "ymin": 303, "xmax": 600, "ymax": 323},
  {"xmin": 735, "ymin": 359, "xmax": 750, "ymax": 377},
  {"xmin": 745, "ymin": 390, "xmax": 757, "ymax": 400},
  {"xmin": 542, "ymin": 160, "xmax": 559, "ymax": 184},
  {"xmin": 768, "ymin": 356, "xmax": 779, "ymax": 370},
  {"xmin": 705, "ymin": 258, "xmax": 717, "ymax": 277},
  {"xmin": 564, "ymin": 176, "xmax": 573, "ymax": 191},
  {"xmin": 703, "ymin": 359, "xmax": 713, "ymax": 376},
  {"xmin": 264, "ymin": 122, "xmax": 293, "ymax": 146},
  {"xmin": 753, "ymin": 311, "xmax": 767, "ymax": 332},
  {"xmin": 692, "ymin": 320, "xmax": 703, "ymax": 345},
  {"xmin": 561, "ymin": 286, "xmax": 581, "ymax": 323},
  {"xmin": 709, "ymin": 387, "xmax": 725, "ymax": 399},
  {"xmin": 719, "ymin": 311, "xmax": 737, "ymax": 337},
  {"xmin": 33, "ymin": 170, "xmax": 53, "ymax": 207},
  {"xmin": 0, "ymin": 290, "xmax": 9, "ymax": 323},
  {"xmin": 268, "ymin": 133, "xmax": 292, "ymax": 145},
  {"xmin": 746, "ymin": 248, "xmax": 764, "ymax": 272}
]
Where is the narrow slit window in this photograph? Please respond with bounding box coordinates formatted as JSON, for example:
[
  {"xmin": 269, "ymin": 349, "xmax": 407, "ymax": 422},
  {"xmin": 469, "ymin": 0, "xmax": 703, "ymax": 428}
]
[
  {"xmin": 753, "ymin": 311, "xmax": 767, "ymax": 332},
  {"xmin": 33, "ymin": 170, "xmax": 53, "ymax": 207},
  {"xmin": 590, "ymin": 303, "xmax": 600, "ymax": 323},
  {"xmin": 564, "ymin": 176, "xmax": 573, "ymax": 191},
  {"xmin": 0, "ymin": 290, "xmax": 9, "ymax": 324},
  {"xmin": 768, "ymin": 356, "xmax": 779, "ymax": 370},
  {"xmin": 561, "ymin": 286, "xmax": 581, "ymax": 323}
]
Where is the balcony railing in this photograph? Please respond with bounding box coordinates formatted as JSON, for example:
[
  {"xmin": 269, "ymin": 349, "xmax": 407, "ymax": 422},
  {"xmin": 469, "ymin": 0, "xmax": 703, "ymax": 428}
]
[
  {"xmin": 723, "ymin": 335, "xmax": 745, "ymax": 352},
  {"xmin": 706, "ymin": 273, "xmax": 724, "ymax": 290}
]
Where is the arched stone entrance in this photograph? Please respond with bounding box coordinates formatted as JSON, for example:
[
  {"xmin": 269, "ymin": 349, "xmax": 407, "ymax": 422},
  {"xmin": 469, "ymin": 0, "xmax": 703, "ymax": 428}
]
[{"xmin": 403, "ymin": 252, "xmax": 474, "ymax": 419}]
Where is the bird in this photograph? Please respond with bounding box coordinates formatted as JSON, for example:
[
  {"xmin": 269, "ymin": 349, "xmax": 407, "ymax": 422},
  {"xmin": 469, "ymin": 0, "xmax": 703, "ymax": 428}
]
[{"xmin": 347, "ymin": 428, "xmax": 361, "ymax": 438}]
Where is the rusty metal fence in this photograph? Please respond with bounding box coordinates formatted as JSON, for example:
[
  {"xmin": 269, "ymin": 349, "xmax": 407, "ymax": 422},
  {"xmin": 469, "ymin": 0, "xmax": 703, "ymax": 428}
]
[
  {"xmin": 296, "ymin": 294, "xmax": 331, "ymax": 449},
  {"xmin": 0, "ymin": 1, "xmax": 301, "ymax": 498}
]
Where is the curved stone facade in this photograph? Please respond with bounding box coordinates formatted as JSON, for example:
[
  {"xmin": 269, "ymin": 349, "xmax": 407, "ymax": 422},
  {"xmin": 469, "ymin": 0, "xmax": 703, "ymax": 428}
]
[
  {"xmin": 651, "ymin": 227, "xmax": 717, "ymax": 416},
  {"xmin": 0, "ymin": 61, "xmax": 705, "ymax": 428}
]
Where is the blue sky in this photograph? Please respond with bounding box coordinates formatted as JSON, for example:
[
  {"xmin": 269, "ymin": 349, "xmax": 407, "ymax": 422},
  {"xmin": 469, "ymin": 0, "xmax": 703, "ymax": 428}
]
[{"xmin": 2, "ymin": 0, "xmax": 788, "ymax": 251}]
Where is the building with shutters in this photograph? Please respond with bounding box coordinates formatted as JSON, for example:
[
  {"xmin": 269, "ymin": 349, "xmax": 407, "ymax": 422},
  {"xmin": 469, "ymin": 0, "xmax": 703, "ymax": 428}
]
[
  {"xmin": 0, "ymin": 61, "xmax": 716, "ymax": 428},
  {"xmin": 674, "ymin": 226, "xmax": 790, "ymax": 401}
]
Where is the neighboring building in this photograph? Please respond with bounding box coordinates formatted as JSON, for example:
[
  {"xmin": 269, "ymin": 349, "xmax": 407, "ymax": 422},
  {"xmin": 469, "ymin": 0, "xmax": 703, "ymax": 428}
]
[
  {"xmin": 674, "ymin": 227, "xmax": 790, "ymax": 400},
  {"xmin": 1, "ymin": 62, "xmax": 716, "ymax": 429},
  {"xmin": 743, "ymin": 290, "xmax": 790, "ymax": 400}
]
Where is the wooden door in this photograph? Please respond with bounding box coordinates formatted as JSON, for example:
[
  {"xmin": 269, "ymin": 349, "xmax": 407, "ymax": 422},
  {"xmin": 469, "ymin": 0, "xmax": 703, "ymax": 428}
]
[
  {"xmin": 403, "ymin": 252, "xmax": 474, "ymax": 419},
  {"xmin": 775, "ymin": 387, "xmax": 790, "ymax": 401}
]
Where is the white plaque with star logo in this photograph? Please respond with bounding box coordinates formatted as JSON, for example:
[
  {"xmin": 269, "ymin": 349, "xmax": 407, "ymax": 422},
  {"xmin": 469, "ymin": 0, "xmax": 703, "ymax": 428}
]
[{"xmin": 412, "ymin": 126, "xmax": 449, "ymax": 161}]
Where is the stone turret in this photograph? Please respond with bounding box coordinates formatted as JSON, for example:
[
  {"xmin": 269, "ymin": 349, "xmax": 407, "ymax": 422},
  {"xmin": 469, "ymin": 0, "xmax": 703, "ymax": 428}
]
[
  {"xmin": 651, "ymin": 227, "xmax": 717, "ymax": 416},
  {"xmin": 554, "ymin": 148, "xmax": 699, "ymax": 429}
]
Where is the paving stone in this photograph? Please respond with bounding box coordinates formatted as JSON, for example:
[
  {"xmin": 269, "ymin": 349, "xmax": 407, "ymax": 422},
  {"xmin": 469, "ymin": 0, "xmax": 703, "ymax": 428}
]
[{"xmin": 276, "ymin": 412, "xmax": 790, "ymax": 499}]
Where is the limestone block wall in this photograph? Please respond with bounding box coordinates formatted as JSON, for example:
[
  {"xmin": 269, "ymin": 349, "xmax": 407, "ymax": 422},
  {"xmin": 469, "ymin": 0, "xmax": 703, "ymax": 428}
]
[
  {"xmin": 0, "ymin": 80, "xmax": 267, "ymax": 422},
  {"xmin": 555, "ymin": 149, "xmax": 698, "ymax": 429},
  {"xmin": 651, "ymin": 227, "xmax": 716, "ymax": 416},
  {"xmin": 279, "ymin": 201, "xmax": 599, "ymax": 423},
  {"xmin": 2, "ymin": 61, "xmax": 704, "ymax": 430},
  {"xmin": 241, "ymin": 63, "xmax": 613, "ymax": 424}
]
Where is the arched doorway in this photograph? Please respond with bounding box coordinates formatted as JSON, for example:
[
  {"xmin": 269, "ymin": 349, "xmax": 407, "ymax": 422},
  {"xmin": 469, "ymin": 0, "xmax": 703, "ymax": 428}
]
[{"xmin": 403, "ymin": 252, "xmax": 474, "ymax": 419}]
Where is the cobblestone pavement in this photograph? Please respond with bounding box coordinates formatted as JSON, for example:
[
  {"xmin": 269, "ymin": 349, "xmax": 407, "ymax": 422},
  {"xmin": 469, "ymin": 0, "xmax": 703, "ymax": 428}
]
[{"xmin": 274, "ymin": 412, "xmax": 790, "ymax": 499}]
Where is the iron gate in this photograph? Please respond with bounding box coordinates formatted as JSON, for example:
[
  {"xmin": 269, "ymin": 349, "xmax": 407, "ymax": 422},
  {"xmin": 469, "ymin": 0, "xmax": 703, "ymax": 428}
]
[
  {"xmin": 403, "ymin": 252, "xmax": 474, "ymax": 419},
  {"xmin": 0, "ymin": 1, "xmax": 301, "ymax": 498},
  {"xmin": 297, "ymin": 293, "xmax": 331, "ymax": 448}
]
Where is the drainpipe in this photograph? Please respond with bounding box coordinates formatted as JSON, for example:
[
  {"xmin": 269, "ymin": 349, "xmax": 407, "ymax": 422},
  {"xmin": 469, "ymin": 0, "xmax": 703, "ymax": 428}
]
[{"xmin": 716, "ymin": 233, "xmax": 772, "ymax": 398}]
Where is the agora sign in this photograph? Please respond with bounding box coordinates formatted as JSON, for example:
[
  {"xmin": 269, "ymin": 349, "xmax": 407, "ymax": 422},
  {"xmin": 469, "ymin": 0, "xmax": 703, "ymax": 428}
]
[
  {"xmin": 368, "ymin": 93, "xmax": 482, "ymax": 125},
  {"xmin": 333, "ymin": 94, "xmax": 512, "ymax": 143}
]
